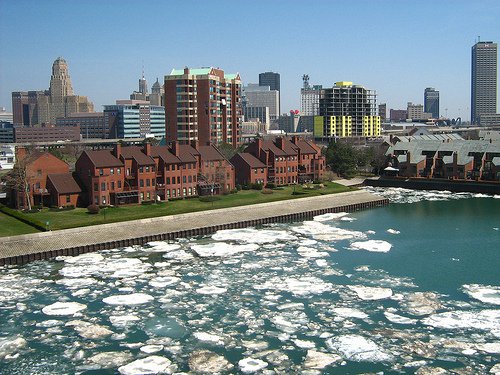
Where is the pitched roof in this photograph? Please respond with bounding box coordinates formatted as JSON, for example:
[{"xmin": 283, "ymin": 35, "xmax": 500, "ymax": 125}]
[
  {"xmin": 233, "ymin": 152, "xmax": 267, "ymax": 168},
  {"xmin": 150, "ymin": 146, "xmax": 181, "ymax": 164},
  {"xmin": 82, "ymin": 150, "xmax": 124, "ymax": 168},
  {"xmin": 176, "ymin": 144, "xmax": 198, "ymax": 163},
  {"xmin": 295, "ymin": 139, "xmax": 318, "ymax": 154},
  {"xmin": 47, "ymin": 173, "xmax": 82, "ymax": 194},
  {"xmin": 277, "ymin": 139, "xmax": 299, "ymax": 156},
  {"xmin": 261, "ymin": 140, "xmax": 287, "ymax": 156},
  {"xmin": 120, "ymin": 146, "xmax": 155, "ymax": 165},
  {"xmin": 198, "ymin": 145, "xmax": 227, "ymax": 161}
]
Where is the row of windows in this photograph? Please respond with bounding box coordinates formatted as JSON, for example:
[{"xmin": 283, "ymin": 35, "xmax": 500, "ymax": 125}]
[
  {"xmin": 94, "ymin": 181, "xmax": 122, "ymax": 191},
  {"xmin": 275, "ymin": 156, "xmax": 297, "ymax": 162},
  {"xmin": 166, "ymin": 187, "xmax": 194, "ymax": 198},
  {"xmin": 139, "ymin": 179, "xmax": 156, "ymax": 188},
  {"xmin": 165, "ymin": 175, "xmax": 196, "ymax": 184}
]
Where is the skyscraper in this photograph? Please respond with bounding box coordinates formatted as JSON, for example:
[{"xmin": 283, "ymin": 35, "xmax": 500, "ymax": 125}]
[
  {"xmin": 300, "ymin": 74, "xmax": 322, "ymax": 116},
  {"xmin": 471, "ymin": 41, "xmax": 497, "ymax": 124},
  {"xmin": 12, "ymin": 57, "xmax": 94, "ymax": 126},
  {"xmin": 243, "ymin": 84, "xmax": 280, "ymax": 123},
  {"xmin": 164, "ymin": 67, "xmax": 242, "ymax": 147},
  {"xmin": 259, "ymin": 72, "xmax": 280, "ymax": 116},
  {"xmin": 424, "ymin": 87, "xmax": 440, "ymax": 119}
]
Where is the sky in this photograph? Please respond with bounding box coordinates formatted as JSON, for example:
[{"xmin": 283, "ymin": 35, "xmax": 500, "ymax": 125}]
[{"xmin": 1, "ymin": 0, "xmax": 499, "ymax": 121}]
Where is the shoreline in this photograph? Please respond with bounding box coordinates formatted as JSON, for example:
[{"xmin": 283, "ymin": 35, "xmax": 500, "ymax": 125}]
[
  {"xmin": 365, "ymin": 177, "xmax": 500, "ymax": 194},
  {"xmin": 0, "ymin": 190, "xmax": 388, "ymax": 266}
]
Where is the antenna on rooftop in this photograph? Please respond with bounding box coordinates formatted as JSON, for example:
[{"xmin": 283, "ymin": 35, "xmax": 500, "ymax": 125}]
[{"xmin": 302, "ymin": 74, "xmax": 310, "ymax": 89}]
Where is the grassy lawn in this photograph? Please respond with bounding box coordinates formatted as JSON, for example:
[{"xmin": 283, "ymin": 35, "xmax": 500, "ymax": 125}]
[
  {"xmin": 5, "ymin": 182, "xmax": 353, "ymax": 233},
  {"xmin": 0, "ymin": 211, "xmax": 41, "ymax": 237}
]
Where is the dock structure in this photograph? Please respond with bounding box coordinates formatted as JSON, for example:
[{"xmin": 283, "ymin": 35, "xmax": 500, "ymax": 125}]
[{"xmin": 0, "ymin": 190, "xmax": 388, "ymax": 266}]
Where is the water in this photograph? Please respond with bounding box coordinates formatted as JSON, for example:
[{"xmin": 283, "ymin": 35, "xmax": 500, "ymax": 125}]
[{"xmin": 0, "ymin": 188, "xmax": 499, "ymax": 374}]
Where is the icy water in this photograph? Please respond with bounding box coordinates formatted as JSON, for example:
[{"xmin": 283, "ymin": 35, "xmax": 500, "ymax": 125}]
[{"xmin": 0, "ymin": 188, "xmax": 499, "ymax": 375}]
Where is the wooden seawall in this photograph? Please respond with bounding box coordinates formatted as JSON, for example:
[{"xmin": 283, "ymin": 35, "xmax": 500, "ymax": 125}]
[{"xmin": 0, "ymin": 190, "xmax": 389, "ymax": 266}]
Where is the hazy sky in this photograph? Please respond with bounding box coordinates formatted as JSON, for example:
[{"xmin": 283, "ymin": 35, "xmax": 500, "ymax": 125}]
[{"xmin": 1, "ymin": 0, "xmax": 499, "ymax": 120}]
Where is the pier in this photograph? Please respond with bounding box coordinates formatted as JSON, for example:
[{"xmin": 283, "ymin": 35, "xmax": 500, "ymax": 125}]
[{"xmin": 0, "ymin": 190, "xmax": 388, "ymax": 266}]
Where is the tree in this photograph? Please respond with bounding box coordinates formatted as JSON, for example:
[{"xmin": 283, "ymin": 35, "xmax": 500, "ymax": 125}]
[
  {"xmin": 217, "ymin": 142, "xmax": 247, "ymax": 161},
  {"xmin": 325, "ymin": 141, "xmax": 357, "ymax": 178},
  {"xmin": 4, "ymin": 147, "xmax": 36, "ymax": 209}
]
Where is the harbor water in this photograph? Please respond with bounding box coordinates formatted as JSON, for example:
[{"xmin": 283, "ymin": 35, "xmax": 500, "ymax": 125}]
[{"xmin": 0, "ymin": 188, "xmax": 499, "ymax": 374}]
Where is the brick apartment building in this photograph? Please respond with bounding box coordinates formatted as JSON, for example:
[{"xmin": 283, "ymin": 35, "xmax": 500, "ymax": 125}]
[{"xmin": 234, "ymin": 136, "xmax": 325, "ymax": 186}]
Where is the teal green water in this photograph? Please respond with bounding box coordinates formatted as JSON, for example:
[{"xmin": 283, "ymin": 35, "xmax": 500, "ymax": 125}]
[{"xmin": 0, "ymin": 188, "xmax": 498, "ymax": 374}]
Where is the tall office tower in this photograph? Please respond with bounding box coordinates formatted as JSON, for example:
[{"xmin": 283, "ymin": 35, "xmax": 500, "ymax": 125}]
[
  {"xmin": 149, "ymin": 78, "xmax": 164, "ymax": 106},
  {"xmin": 165, "ymin": 67, "xmax": 242, "ymax": 147},
  {"xmin": 12, "ymin": 57, "xmax": 94, "ymax": 126},
  {"xmin": 407, "ymin": 102, "xmax": 432, "ymax": 121},
  {"xmin": 243, "ymin": 84, "xmax": 280, "ymax": 122},
  {"xmin": 50, "ymin": 57, "xmax": 75, "ymax": 122},
  {"xmin": 378, "ymin": 103, "xmax": 387, "ymax": 122},
  {"xmin": 315, "ymin": 81, "xmax": 380, "ymax": 139},
  {"xmin": 300, "ymin": 74, "xmax": 322, "ymax": 115},
  {"xmin": 259, "ymin": 72, "xmax": 280, "ymax": 116},
  {"xmin": 471, "ymin": 41, "xmax": 498, "ymax": 124},
  {"xmin": 139, "ymin": 73, "xmax": 148, "ymax": 95},
  {"xmin": 424, "ymin": 87, "xmax": 440, "ymax": 118}
]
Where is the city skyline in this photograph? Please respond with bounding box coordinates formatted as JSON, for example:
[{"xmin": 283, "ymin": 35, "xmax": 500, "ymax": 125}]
[{"xmin": 1, "ymin": 0, "xmax": 499, "ymax": 121}]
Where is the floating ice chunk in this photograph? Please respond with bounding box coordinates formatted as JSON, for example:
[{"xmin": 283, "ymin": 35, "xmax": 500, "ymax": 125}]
[
  {"xmin": 277, "ymin": 302, "xmax": 304, "ymax": 310},
  {"xmin": 255, "ymin": 276, "xmax": 333, "ymax": 296},
  {"xmin": 149, "ymin": 276, "xmax": 180, "ymax": 288},
  {"xmin": 36, "ymin": 320, "xmax": 62, "ymax": 328},
  {"xmin": 196, "ymin": 285, "xmax": 227, "ymax": 295},
  {"xmin": 463, "ymin": 284, "xmax": 500, "ymax": 305},
  {"xmin": 64, "ymin": 253, "xmax": 104, "ymax": 264},
  {"xmin": 118, "ymin": 356, "xmax": 172, "ymax": 375},
  {"xmin": 241, "ymin": 340, "xmax": 269, "ymax": 351},
  {"xmin": 341, "ymin": 217, "xmax": 356, "ymax": 222},
  {"xmin": 143, "ymin": 317, "xmax": 187, "ymax": 339},
  {"xmin": 140, "ymin": 345, "xmax": 164, "ymax": 354},
  {"xmin": 350, "ymin": 240, "xmax": 392, "ymax": 253},
  {"xmin": 191, "ymin": 242, "xmax": 259, "ymax": 257},
  {"xmin": 313, "ymin": 212, "xmax": 349, "ymax": 221},
  {"xmin": 193, "ymin": 332, "xmax": 224, "ymax": 345},
  {"xmin": 304, "ymin": 349, "xmax": 341, "ymax": 369},
  {"xmin": 188, "ymin": 350, "xmax": 233, "ymax": 373},
  {"xmin": 366, "ymin": 230, "xmax": 376, "ymax": 234},
  {"xmin": 292, "ymin": 339, "xmax": 316, "ymax": 349},
  {"xmin": 384, "ymin": 311, "xmax": 417, "ymax": 325},
  {"xmin": 239, "ymin": 357, "xmax": 268, "ymax": 373},
  {"xmin": 476, "ymin": 342, "xmax": 500, "ymax": 354},
  {"xmin": 299, "ymin": 239, "xmax": 318, "ymax": 246},
  {"xmin": 490, "ymin": 363, "xmax": 500, "ymax": 374},
  {"xmin": 103, "ymin": 293, "xmax": 154, "ymax": 305},
  {"xmin": 414, "ymin": 367, "xmax": 448, "ymax": 374},
  {"xmin": 326, "ymin": 334, "xmax": 393, "ymax": 362},
  {"xmin": 162, "ymin": 249, "xmax": 193, "ymax": 260},
  {"xmin": 296, "ymin": 246, "xmax": 329, "ymax": 258},
  {"xmin": 292, "ymin": 221, "xmax": 366, "ymax": 241},
  {"xmin": 354, "ymin": 265, "xmax": 370, "ymax": 272},
  {"xmin": 386, "ymin": 228, "xmax": 400, "ymax": 234},
  {"xmin": 66, "ymin": 320, "xmax": 113, "ymax": 339},
  {"xmin": 348, "ymin": 285, "xmax": 393, "ymax": 300},
  {"xmin": 271, "ymin": 315, "xmax": 302, "ymax": 333},
  {"xmin": 315, "ymin": 259, "xmax": 328, "ymax": 267},
  {"xmin": 212, "ymin": 228, "xmax": 297, "ymax": 244},
  {"xmin": 0, "ymin": 336, "xmax": 27, "ymax": 359},
  {"xmin": 42, "ymin": 301, "xmax": 86, "ymax": 316},
  {"xmin": 402, "ymin": 292, "xmax": 442, "ymax": 316},
  {"xmin": 56, "ymin": 277, "xmax": 97, "ymax": 289},
  {"xmin": 109, "ymin": 315, "xmax": 140, "ymax": 327},
  {"xmin": 145, "ymin": 242, "xmax": 181, "ymax": 252},
  {"xmin": 422, "ymin": 309, "xmax": 500, "ymax": 332},
  {"xmin": 332, "ymin": 307, "xmax": 368, "ymax": 319},
  {"xmin": 88, "ymin": 352, "xmax": 133, "ymax": 368}
]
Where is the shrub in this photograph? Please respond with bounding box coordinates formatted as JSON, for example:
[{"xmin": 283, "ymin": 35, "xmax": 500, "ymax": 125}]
[
  {"xmin": 230, "ymin": 189, "xmax": 238, "ymax": 194},
  {"xmin": 22, "ymin": 208, "xmax": 41, "ymax": 214},
  {"xmin": 87, "ymin": 204, "xmax": 100, "ymax": 214},
  {"xmin": 261, "ymin": 189, "xmax": 273, "ymax": 195},
  {"xmin": 266, "ymin": 183, "xmax": 275, "ymax": 189},
  {"xmin": 0, "ymin": 204, "xmax": 47, "ymax": 231},
  {"xmin": 242, "ymin": 184, "xmax": 250, "ymax": 190},
  {"xmin": 141, "ymin": 200, "xmax": 154, "ymax": 205},
  {"xmin": 236, "ymin": 184, "xmax": 242, "ymax": 191},
  {"xmin": 251, "ymin": 183, "xmax": 263, "ymax": 190}
]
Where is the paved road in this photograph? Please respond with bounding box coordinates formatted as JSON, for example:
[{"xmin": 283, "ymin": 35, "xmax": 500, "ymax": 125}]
[{"xmin": 0, "ymin": 190, "xmax": 385, "ymax": 260}]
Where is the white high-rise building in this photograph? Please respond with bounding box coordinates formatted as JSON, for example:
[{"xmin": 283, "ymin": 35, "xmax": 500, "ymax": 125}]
[
  {"xmin": 243, "ymin": 84, "xmax": 280, "ymax": 121},
  {"xmin": 300, "ymin": 75, "xmax": 321, "ymax": 116}
]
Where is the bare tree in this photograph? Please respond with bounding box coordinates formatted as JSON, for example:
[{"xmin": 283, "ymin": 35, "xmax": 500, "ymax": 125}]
[{"xmin": 4, "ymin": 147, "xmax": 36, "ymax": 209}]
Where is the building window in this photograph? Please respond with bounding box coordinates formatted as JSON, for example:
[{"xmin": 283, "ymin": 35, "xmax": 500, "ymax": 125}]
[
  {"xmin": 127, "ymin": 168, "xmax": 130, "ymax": 176},
  {"xmin": 147, "ymin": 192, "xmax": 150, "ymax": 200},
  {"xmin": 94, "ymin": 183, "xmax": 98, "ymax": 191},
  {"xmin": 99, "ymin": 169, "xmax": 104, "ymax": 176},
  {"xmin": 37, "ymin": 169, "xmax": 42, "ymax": 177},
  {"xmin": 140, "ymin": 192, "xmax": 144, "ymax": 201},
  {"xmin": 167, "ymin": 189, "xmax": 170, "ymax": 198},
  {"xmin": 182, "ymin": 176, "xmax": 186, "ymax": 183},
  {"xmin": 117, "ymin": 168, "xmax": 121, "ymax": 174},
  {"xmin": 177, "ymin": 176, "xmax": 180, "ymax": 184},
  {"xmin": 139, "ymin": 167, "xmax": 143, "ymax": 173},
  {"xmin": 66, "ymin": 195, "xmax": 71, "ymax": 203},
  {"xmin": 166, "ymin": 177, "xmax": 170, "ymax": 185},
  {"xmin": 182, "ymin": 188, "xmax": 187, "ymax": 196},
  {"xmin": 177, "ymin": 188, "xmax": 180, "ymax": 197},
  {"xmin": 172, "ymin": 189, "xmax": 176, "ymax": 197},
  {"xmin": 94, "ymin": 196, "xmax": 99, "ymax": 204},
  {"xmin": 152, "ymin": 179, "xmax": 155, "ymax": 186},
  {"xmin": 188, "ymin": 175, "xmax": 192, "ymax": 183},
  {"xmin": 111, "ymin": 181, "xmax": 115, "ymax": 190},
  {"xmin": 146, "ymin": 179, "xmax": 150, "ymax": 187},
  {"xmin": 110, "ymin": 168, "xmax": 114, "ymax": 175},
  {"xmin": 102, "ymin": 196, "xmax": 106, "ymax": 205},
  {"xmin": 140, "ymin": 179, "xmax": 144, "ymax": 187},
  {"xmin": 118, "ymin": 181, "xmax": 122, "ymax": 188},
  {"xmin": 101, "ymin": 182, "xmax": 105, "ymax": 191},
  {"xmin": 188, "ymin": 187, "xmax": 192, "ymax": 195},
  {"xmin": 146, "ymin": 166, "xmax": 150, "ymax": 172}
]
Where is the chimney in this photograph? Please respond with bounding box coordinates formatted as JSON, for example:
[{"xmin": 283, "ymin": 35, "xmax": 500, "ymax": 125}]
[
  {"xmin": 16, "ymin": 146, "xmax": 27, "ymax": 162},
  {"xmin": 144, "ymin": 142, "xmax": 151, "ymax": 156},
  {"xmin": 184, "ymin": 67, "xmax": 189, "ymax": 74},
  {"xmin": 190, "ymin": 139, "xmax": 199, "ymax": 150},
  {"xmin": 113, "ymin": 143, "xmax": 122, "ymax": 159},
  {"xmin": 275, "ymin": 137, "xmax": 285, "ymax": 150},
  {"xmin": 291, "ymin": 135, "xmax": 300, "ymax": 145},
  {"xmin": 171, "ymin": 141, "xmax": 180, "ymax": 156}
]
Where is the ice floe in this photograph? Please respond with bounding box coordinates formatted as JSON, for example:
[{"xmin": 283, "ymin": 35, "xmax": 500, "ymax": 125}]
[
  {"xmin": 145, "ymin": 242, "xmax": 181, "ymax": 253},
  {"xmin": 188, "ymin": 350, "xmax": 233, "ymax": 373},
  {"xmin": 422, "ymin": 309, "xmax": 500, "ymax": 333},
  {"xmin": 384, "ymin": 311, "xmax": 418, "ymax": 325},
  {"xmin": 332, "ymin": 307, "xmax": 369, "ymax": 319},
  {"xmin": 118, "ymin": 356, "xmax": 173, "ymax": 375},
  {"xmin": 193, "ymin": 332, "xmax": 224, "ymax": 345},
  {"xmin": 140, "ymin": 345, "xmax": 164, "ymax": 354},
  {"xmin": 292, "ymin": 339, "xmax": 316, "ymax": 349},
  {"xmin": 462, "ymin": 284, "xmax": 500, "ymax": 305},
  {"xmin": 191, "ymin": 242, "xmax": 259, "ymax": 257},
  {"xmin": 313, "ymin": 212, "xmax": 349, "ymax": 221},
  {"xmin": 149, "ymin": 276, "xmax": 180, "ymax": 288},
  {"xmin": 401, "ymin": 292, "xmax": 442, "ymax": 316},
  {"xmin": 304, "ymin": 349, "xmax": 341, "ymax": 369},
  {"xmin": 102, "ymin": 293, "xmax": 154, "ymax": 305},
  {"xmin": 348, "ymin": 285, "xmax": 393, "ymax": 300},
  {"xmin": 66, "ymin": 320, "xmax": 113, "ymax": 339},
  {"xmin": 0, "ymin": 336, "xmax": 27, "ymax": 360},
  {"xmin": 291, "ymin": 221, "xmax": 366, "ymax": 241},
  {"xmin": 238, "ymin": 357, "xmax": 268, "ymax": 373},
  {"xmin": 296, "ymin": 246, "xmax": 329, "ymax": 258},
  {"xmin": 254, "ymin": 276, "xmax": 333, "ymax": 296},
  {"xmin": 386, "ymin": 228, "xmax": 400, "ymax": 234},
  {"xmin": 42, "ymin": 301, "xmax": 86, "ymax": 316},
  {"xmin": 212, "ymin": 228, "xmax": 297, "ymax": 244},
  {"xmin": 326, "ymin": 334, "xmax": 393, "ymax": 362},
  {"xmin": 196, "ymin": 285, "xmax": 227, "ymax": 295},
  {"xmin": 350, "ymin": 240, "xmax": 392, "ymax": 253},
  {"xmin": 88, "ymin": 351, "xmax": 133, "ymax": 368},
  {"xmin": 109, "ymin": 315, "xmax": 140, "ymax": 327}
]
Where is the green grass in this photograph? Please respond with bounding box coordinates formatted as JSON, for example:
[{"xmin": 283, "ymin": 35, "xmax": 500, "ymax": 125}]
[
  {"xmin": 0, "ymin": 211, "xmax": 40, "ymax": 237},
  {"xmin": 3, "ymin": 182, "xmax": 353, "ymax": 233}
]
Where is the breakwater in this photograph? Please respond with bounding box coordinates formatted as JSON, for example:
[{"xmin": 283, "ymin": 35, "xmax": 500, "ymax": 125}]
[{"xmin": 0, "ymin": 190, "xmax": 388, "ymax": 266}]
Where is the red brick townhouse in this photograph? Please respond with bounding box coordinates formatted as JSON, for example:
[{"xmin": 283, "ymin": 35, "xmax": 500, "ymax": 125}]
[
  {"xmin": 118, "ymin": 145, "xmax": 157, "ymax": 203},
  {"xmin": 12, "ymin": 148, "xmax": 72, "ymax": 209},
  {"xmin": 235, "ymin": 136, "xmax": 325, "ymax": 186},
  {"xmin": 230, "ymin": 152, "xmax": 267, "ymax": 186},
  {"xmin": 46, "ymin": 173, "xmax": 82, "ymax": 207},
  {"xmin": 196, "ymin": 144, "xmax": 235, "ymax": 194}
]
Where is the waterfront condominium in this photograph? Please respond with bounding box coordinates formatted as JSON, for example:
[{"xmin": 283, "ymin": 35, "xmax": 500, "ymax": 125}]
[
  {"xmin": 471, "ymin": 41, "xmax": 497, "ymax": 124},
  {"xmin": 424, "ymin": 87, "xmax": 440, "ymax": 119},
  {"xmin": 314, "ymin": 81, "xmax": 380, "ymax": 140},
  {"xmin": 164, "ymin": 67, "xmax": 243, "ymax": 147}
]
